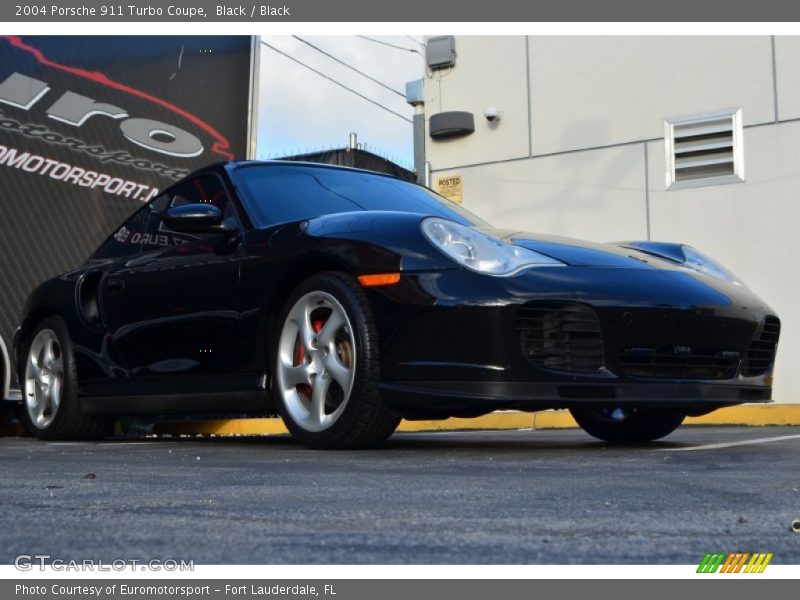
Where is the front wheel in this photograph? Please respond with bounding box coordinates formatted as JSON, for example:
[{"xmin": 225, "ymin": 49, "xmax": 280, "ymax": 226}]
[
  {"xmin": 569, "ymin": 406, "xmax": 685, "ymax": 443},
  {"xmin": 272, "ymin": 272, "xmax": 400, "ymax": 449}
]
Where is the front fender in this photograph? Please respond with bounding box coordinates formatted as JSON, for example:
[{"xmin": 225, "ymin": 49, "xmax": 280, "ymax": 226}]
[{"xmin": 305, "ymin": 211, "xmax": 456, "ymax": 272}]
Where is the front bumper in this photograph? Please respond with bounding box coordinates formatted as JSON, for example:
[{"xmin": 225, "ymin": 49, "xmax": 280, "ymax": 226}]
[
  {"xmin": 367, "ymin": 267, "xmax": 777, "ymax": 418},
  {"xmin": 379, "ymin": 380, "xmax": 771, "ymax": 418}
]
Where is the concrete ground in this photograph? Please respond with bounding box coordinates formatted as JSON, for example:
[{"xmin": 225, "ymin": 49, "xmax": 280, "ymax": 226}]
[{"xmin": 0, "ymin": 426, "xmax": 799, "ymax": 564}]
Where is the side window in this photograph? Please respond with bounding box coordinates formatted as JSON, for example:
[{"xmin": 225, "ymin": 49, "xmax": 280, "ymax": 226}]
[
  {"xmin": 139, "ymin": 175, "xmax": 241, "ymax": 251},
  {"xmin": 93, "ymin": 174, "xmax": 240, "ymax": 260},
  {"xmin": 92, "ymin": 202, "xmax": 156, "ymax": 260},
  {"xmin": 170, "ymin": 174, "xmax": 224, "ymax": 206},
  {"xmin": 167, "ymin": 174, "xmax": 241, "ymax": 231},
  {"xmin": 140, "ymin": 194, "xmax": 200, "ymax": 250}
]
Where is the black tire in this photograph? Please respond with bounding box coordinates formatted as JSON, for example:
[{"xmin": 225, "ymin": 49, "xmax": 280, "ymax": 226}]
[
  {"xmin": 0, "ymin": 400, "xmax": 13, "ymax": 427},
  {"xmin": 271, "ymin": 272, "xmax": 400, "ymax": 449},
  {"xmin": 0, "ymin": 358, "xmax": 11, "ymax": 426},
  {"xmin": 569, "ymin": 406, "xmax": 685, "ymax": 443},
  {"xmin": 20, "ymin": 316, "xmax": 112, "ymax": 440}
]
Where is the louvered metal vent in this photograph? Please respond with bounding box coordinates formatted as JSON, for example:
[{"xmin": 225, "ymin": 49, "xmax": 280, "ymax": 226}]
[
  {"xmin": 620, "ymin": 347, "xmax": 740, "ymax": 380},
  {"xmin": 742, "ymin": 316, "xmax": 781, "ymax": 377},
  {"xmin": 665, "ymin": 109, "xmax": 744, "ymax": 190},
  {"xmin": 517, "ymin": 302, "xmax": 606, "ymax": 374}
]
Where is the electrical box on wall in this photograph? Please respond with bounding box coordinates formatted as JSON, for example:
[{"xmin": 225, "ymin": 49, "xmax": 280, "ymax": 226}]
[
  {"xmin": 426, "ymin": 36, "xmax": 456, "ymax": 70},
  {"xmin": 405, "ymin": 79, "xmax": 424, "ymax": 106}
]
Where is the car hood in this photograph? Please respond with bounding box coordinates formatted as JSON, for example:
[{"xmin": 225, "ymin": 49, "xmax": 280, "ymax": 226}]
[{"xmin": 478, "ymin": 228, "xmax": 674, "ymax": 270}]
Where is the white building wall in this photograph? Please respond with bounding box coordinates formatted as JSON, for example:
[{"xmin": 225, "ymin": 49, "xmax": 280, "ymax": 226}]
[
  {"xmin": 528, "ymin": 36, "xmax": 775, "ymax": 155},
  {"xmin": 425, "ymin": 35, "xmax": 799, "ymax": 404},
  {"xmin": 431, "ymin": 145, "xmax": 648, "ymax": 242},
  {"xmin": 775, "ymin": 36, "xmax": 800, "ymax": 120},
  {"xmin": 424, "ymin": 36, "xmax": 529, "ymax": 169}
]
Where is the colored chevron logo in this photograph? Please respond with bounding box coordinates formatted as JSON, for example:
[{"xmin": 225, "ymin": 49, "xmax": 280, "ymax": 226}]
[{"xmin": 697, "ymin": 552, "xmax": 773, "ymax": 573}]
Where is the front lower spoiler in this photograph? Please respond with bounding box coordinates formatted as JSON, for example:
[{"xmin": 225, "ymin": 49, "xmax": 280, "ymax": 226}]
[{"xmin": 380, "ymin": 380, "xmax": 772, "ymax": 419}]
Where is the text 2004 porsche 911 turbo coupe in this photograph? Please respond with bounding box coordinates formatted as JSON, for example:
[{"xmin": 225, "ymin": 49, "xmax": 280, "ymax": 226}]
[{"xmin": 13, "ymin": 161, "xmax": 780, "ymax": 448}]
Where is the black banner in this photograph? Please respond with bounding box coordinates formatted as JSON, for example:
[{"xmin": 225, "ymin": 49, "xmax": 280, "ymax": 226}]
[
  {"xmin": 0, "ymin": 35, "xmax": 253, "ymax": 377},
  {"xmin": 2, "ymin": 0, "xmax": 798, "ymax": 22}
]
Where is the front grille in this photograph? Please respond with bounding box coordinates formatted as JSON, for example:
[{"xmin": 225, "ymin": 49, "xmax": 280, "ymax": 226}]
[
  {"xmin": 620, "ymin": 347, "xmax": 739, "ymax": 380},
  {"xmin": 517, "ymin": 302, "xmax": 605, "ymax": 374},
  {"xmin": 742, "ymin": 316, "xmax": 781, "ymax": 377}
]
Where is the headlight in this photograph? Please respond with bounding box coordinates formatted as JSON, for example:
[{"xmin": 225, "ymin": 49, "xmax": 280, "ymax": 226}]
[
  {"xmin": 421, "ymin": 217, "xmax": 564, "ymax": 276},
  {"xmin": 681, "ymin": 245, "xmax": 743, "ymax": 285}
]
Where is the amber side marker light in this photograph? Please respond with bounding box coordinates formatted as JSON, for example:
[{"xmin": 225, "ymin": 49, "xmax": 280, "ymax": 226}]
[{"xmin": 357, "ymin": 273, "xmax": 401, "ymax": 287}]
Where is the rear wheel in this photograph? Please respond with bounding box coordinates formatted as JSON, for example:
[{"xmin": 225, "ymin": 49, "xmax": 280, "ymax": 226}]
[
  {"xmin": 569, "ymin": 406, "xmax": 685, "ymax": 443},
  {"xmin": 272, "ymin": 272, "xmax": 400, "ymax": 449},
  {"xmin": 21, "ymin": 316, "xmax": 112, "ymax": 440}
]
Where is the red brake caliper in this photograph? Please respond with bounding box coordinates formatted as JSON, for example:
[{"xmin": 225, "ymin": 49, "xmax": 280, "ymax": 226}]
[{"xmin": 295, "ymin": 319, "xmax": 327, "ymax": 398}]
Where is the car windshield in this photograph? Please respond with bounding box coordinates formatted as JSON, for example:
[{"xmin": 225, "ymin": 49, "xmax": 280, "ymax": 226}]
[{"xmin": 232, "ymin": 163, "xmax": 491, "ymax": 228}]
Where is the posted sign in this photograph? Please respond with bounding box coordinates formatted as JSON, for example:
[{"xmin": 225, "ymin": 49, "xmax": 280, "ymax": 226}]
[{"xmin": 436, "ymin": 174, "xmax": 463, "ymax": 204}]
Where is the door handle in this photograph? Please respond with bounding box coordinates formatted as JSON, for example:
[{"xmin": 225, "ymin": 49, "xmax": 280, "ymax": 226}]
[{"xmin": 105, "ymin": 278, "xmax": 126, "ymax": 296}]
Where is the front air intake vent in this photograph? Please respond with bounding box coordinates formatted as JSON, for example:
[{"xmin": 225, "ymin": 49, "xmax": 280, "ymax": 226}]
[
  {"xmin": 665, "ymin": 108, "xmax": 744, "ymax": 190},
  {"xmin": 742, "ymin": 316, "xmax": 781, "ymax": 377},
  {"xmin": 517, "ymin": 302, "xmax": 605, "ymax": 374},
  {"xmin": 620, "ymin": 347, "xmax": 740, "ymax": 380}
]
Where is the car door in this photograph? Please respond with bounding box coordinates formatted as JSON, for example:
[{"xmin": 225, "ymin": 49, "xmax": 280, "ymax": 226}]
[{"xmin": 100, "ymin": 173, "xmax": 245, "ymax": 395}]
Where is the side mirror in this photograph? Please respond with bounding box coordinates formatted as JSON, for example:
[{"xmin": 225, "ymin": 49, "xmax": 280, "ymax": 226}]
[{"xmin": 162, "ymin": 204, "xmax": 226, "ymax": 234}]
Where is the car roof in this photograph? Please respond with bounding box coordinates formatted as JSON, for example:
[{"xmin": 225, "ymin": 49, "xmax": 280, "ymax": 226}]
[
  {"xmin": 223, "ymin": 159, "xmax": 409, "ymax": 182},
  {"xmin": 151, "ymin": 159, "xmax": 427, "ymax": 209}
]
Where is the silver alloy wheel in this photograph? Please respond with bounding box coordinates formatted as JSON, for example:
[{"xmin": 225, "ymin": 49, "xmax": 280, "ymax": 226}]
[
  {"xmin": 24, "ymin": 329, "xmax": 64, "ymax": 430},
  {"xmin": 277, "ymin": 291, "xmax": 356, "ymax": 432}
]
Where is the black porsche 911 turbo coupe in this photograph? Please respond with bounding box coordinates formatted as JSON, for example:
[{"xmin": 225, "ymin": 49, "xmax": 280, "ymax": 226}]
[{"xmin": 13, "ymin": 161, "xmax": 780, "ymax": 448}]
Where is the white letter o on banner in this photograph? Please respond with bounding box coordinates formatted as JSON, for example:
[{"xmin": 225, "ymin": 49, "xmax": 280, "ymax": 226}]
[{"xmin": 119, "ymin": 118, "xmax": 204, "ymax": 158}]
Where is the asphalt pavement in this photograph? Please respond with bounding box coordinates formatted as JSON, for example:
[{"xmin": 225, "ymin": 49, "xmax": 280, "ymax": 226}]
[{"xmin": 1, "ymin": 426, "xmax": 799, "ymax": 564}]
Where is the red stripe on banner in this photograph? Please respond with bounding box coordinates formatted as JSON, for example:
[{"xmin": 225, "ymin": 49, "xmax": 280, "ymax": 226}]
[{"xmin": 1, "ymin": 35, "xmax": 235, "ymax": 160}]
